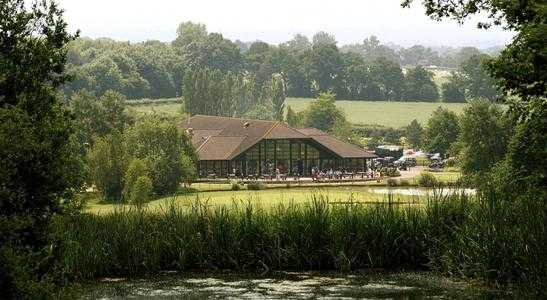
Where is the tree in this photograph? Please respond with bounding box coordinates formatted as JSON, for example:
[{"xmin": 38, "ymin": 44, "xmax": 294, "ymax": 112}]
[
  {"xmin": 369, "ymin": 57, "xmax": 405, "ymax": 100},
  {"xmin": 400, "ymin": 45, "xmax": 441, "ymax": 66},
  {"xmin": 70, "ymin": 90, "xmax": 129, "ymax": 147},
  {"xmin": 0, "ymin": 1, "xmax": 81, "ymax": 296},
  {"xmin": 402, "ymin": 66, "xmax": 439, "ymax": 101},
  {"xmin": 406, "ymin": 1, "xmax": 547, "ymax": 292},
  {"xmin": 285, "ymin": 105, "xmax": 304, "ymax": 127},
  {"xmin": 459, "ymin": 54, "xmax": 499, "ymax": 101},
  {"xmin": 181, "ymin": 32, "xmax": 243, "ymax": 72},
  {"xmin": 173, "ymin": 21, "xmax": 207, "ymax": 48},
  {"xmin": 341, "ymin": 52, "xmax": 368, "ymax": 99},
  {"xmin": 442, "ymin": 73, "xmax": 466, "ymax": 102},
  {"xmin": 303, "ymin": 92, "xmax": 345, "ymax": 132},
  {"xmin": 458, "ymin": 99, "xmax": 509, "ymax": 176},
  {"xmin": 125, "ymin": 116, "xmax": 196, "ymax": 195},
  {"xmin": 312, "ymin": 31, "xmax": 337, "ymax": 46},
  {"xmin": 123, "ymin": 158, "xmax": 150, "ymax": 201},
  {"xmin": 305, "ymin": 42, "xmax": 344, "ymax": 94},
  {"xmin": 180, "ymin": 155, "xmax": 197, "ymax": 187},
  {"xmin": 402, "ymin": 0, "xmax": 546, "ymax": 100},
  {"xmin": 130, "ymin": 176, "xmax": 153, "ymax": 207},
  {"xmin": 342, "ymin": 35, "xmax": 400, "ymax": 64},
  {"xmin": 282, "ymin": 34, "xmax": 311, "ymax": 53},
  {"xmin": 183, "ymin": 70, "xmax": 283, "ymax": 119},
  {"xmin": 405, "ymin": 119, "xmax": 424, "ymax": 148},
  {"xmin": 450, "ymin": 46, "xmax": 482, "ymax": 68},
  {"xmin": 245, "ymin": 41, "xmax": 275, "ymax": 89},
  {"xmin": 423, "ymin": 107, "xmax": 460, "ymax": 156},
  {"xmin": 87, "ymin": 131, "xmax": 127, "ymax": 200}
]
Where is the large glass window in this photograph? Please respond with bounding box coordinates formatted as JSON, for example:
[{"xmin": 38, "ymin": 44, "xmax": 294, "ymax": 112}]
[
  {"xmin": 246, "ymin": 144, "xmax": 259, "ymax": 160},
  {"xmin": 306, "ymin": 144, "xmax": 320, "ymax": 159}
]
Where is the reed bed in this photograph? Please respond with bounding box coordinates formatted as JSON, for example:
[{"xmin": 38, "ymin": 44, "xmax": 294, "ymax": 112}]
[{"xmin": 53, "ymin": 189, "xmax": 546, "ymax": 294}]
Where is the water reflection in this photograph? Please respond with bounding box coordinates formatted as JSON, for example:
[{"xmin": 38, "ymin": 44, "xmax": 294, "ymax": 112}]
[
  {"xmin": 369, "ymin": 187, "xmax": 476, "ymax": 197},
  {"xmin": 83, "ymin": 271, "xmax": 506, "ymax": 299}
]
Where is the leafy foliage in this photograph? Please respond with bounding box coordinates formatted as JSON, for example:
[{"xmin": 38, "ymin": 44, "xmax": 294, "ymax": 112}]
[
  {"xmin": 458, "ymin": 99, "xmax": 509, "ymax": 176},
  {"xmin": 459, "ymin": 54, "xmax": 499, "ymax": 101},
  {"xmin": 123, "ymin": 159, "xmax": 149, "ymax": 201},
  {"xmin": 130, "ymin": 176, "xmax": 153, "ymax": 207},
  {"xmin": 441, "ymin": 73, "xmax": 466, "ymax": 102},
  {"xmin": 87, "ymin": 132, "xmax": 127, "ymax": 200},
  {"xmin": 183, "ymin": 69, "xmax": 285, "ymax": 120},
  {"xmin": 125, "ymin": 115, "xmax": 197, "ymax": 195},
  {"xmin": 302, "ymin": 92, "xmax": 345, "ymax": 132},
  {"xmin": 402, "ymin": 66, "xmax": 439, "ymax": 101},
  {"xmin": 423, "ymin": 107, "xmax": 460, "ymax": 156},
  {"xmin": 63, "ymin": 23, "xmax": 500, "ymax": 103},
  {"xmin": 405, "ymin": 119, "xmax": 424, "ymax": 148},
  {"xmin": 0, "ymin": 0, "xmax": 80, "ymax": 297}
]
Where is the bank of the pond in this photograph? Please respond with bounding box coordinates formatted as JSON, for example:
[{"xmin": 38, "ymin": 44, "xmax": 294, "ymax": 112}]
[
  {"xmin": 78, "ymin": 271, "xmax": 510, "ymax": 299},
  {"xmin": 56, "ymin": 191, "xmax": 546, "ymax": 296}
]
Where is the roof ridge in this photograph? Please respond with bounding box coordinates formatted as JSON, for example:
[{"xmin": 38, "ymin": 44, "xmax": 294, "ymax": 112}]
[{"xmin": 196, "ymin": 135, "xmax": 212, "ymax": 152}]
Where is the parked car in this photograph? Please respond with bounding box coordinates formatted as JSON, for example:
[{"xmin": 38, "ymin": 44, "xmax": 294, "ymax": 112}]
[
  {"xmin": 428, "ymin": 160, "xmax": 445, "ymax": 170},
  {"xmin": 394, "ymin": 157, "xmax": 417, "ymax": 170}
]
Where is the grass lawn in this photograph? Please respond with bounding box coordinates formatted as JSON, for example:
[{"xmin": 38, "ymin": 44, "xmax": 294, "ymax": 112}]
[
  {"xmin": 85, "ymin": 185, "xmax": 426, "ymax": 214},
  {"xmin": 127, "ymin": 98, "xmax": 468, "ymax": 128},
  {"xmin": 286, "ymin": 98, "xmax": 467, "ymax": 128},
  {"xmin": 85, "ymin": 168, "xmax": 462, "ymax": 214},
  {"xmin": 129, "ymin": 103, "xmax": 183, "ymax": 116}
]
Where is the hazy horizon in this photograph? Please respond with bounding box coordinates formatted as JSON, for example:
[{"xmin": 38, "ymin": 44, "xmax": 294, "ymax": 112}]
[{"xmin": 58, "ymin": 0, "xmax": 514, "ymax": 48}]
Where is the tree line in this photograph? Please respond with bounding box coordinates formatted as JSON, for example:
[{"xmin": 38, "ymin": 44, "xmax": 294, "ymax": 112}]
[{"xmin": 63, "ymin": 23, "xmax": 501, "ymax": 103}]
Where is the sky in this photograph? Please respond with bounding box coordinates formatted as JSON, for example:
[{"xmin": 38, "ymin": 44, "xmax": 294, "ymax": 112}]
[{"xmin": 57, "ymin": 0, "xmax": 514, "ymax": 48}]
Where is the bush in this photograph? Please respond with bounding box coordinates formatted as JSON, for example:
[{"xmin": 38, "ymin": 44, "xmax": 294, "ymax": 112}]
[
  {"xmin": 230, "ymin": 181, "xmax": 242, "ymax": 191},
  {"xmin": 123, "ymin": 159, "xmax": 149, "ymax": 201},
  {"xmin": 130, "ymin": 176, "xmax": 153, "ymax": 206},
  {"xmin": 247, "ymin": 182, "xmax": 267, "ymax": 190},
  {"xmin": 386, "ymin": 178, "xmax": 398, "ymax": 187},
  {"xmin": 418, "ymin": 172, "xmax": 438, "ymax": 187}
]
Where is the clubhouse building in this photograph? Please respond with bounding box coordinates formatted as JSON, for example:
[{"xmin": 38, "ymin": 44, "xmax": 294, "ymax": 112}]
[{"xmin": 182, "ymin": 115, "xmax": 377, "ymax": 178}]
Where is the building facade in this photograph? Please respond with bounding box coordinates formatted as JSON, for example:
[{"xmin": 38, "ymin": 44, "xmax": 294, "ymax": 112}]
[{"xmin": 182, "ymin": 115, "xmax": 376, "ymax": 177}]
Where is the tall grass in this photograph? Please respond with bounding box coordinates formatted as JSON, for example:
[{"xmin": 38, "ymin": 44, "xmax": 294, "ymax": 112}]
[{"xmin": 53, "ymin": 189, "xmax": 545, "ymax": 294}]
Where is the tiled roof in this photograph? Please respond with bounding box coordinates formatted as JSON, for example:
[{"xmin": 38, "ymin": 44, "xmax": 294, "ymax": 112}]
[
  {"xmin": 196, "ymin": 136, "xmax": 246, "ymax": 160},
  {"xmin": 182, "ymin": 115, "xmax": 376, "ymax": 160},
  {"xmin": 295, "ymin": 128, "xmax": 377, "ymax": 159}
]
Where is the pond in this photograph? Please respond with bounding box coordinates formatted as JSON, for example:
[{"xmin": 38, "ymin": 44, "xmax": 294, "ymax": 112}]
[
  {"xmin": 369, "ymin": 187, "xmax": 476, "ymax": 197},
  {"xmin": 80, "ymin": 271, "xmax": 508, "ymax": 299}
]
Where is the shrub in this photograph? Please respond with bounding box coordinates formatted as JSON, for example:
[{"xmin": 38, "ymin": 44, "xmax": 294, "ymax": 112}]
[
  {"xmin": 230, "ymin": 181, "xmax": 242, "ymax": 191},
  {"xmin": 418, "ymin": 172, "xmax": 438, "ymax": 187},
  {"xmin": 247, "ymin": 182, "xmax": 267, "ymax": 190},
  {"xmin": 130, "ymin": 176, "xmax": 153, "ymax": 206},
  {"xmin": 123, "ymin": 159, "xmax": 149, "ymax": 201},
  {"xmin": 386, "ymin": 178, "xmax": 398, "ymax": 187},
  {"xmin": 444, "ymin": 157, "xmax": 458, "ymax": 168}
]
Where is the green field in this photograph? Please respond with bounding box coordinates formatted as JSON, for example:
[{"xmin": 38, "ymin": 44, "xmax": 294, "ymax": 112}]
[
  {"xmin": 130, "ymin": 98, "xmax": 467, "ymax": 128},
  {"xmin": 129, "ymin": 102, "xmax": 183, "ymax": 115},
  {"xmin": 86, "ymin": 170, "xmax": 462, "ymax": 214},
  {"xmin": 286, "ymin": 98, "xmax": 467, "ymax": 128},
  {"xmin": 86, "ymin": 186, "xmax": 423, "ymax": 214}
]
